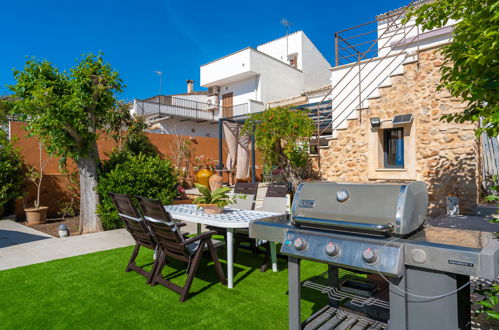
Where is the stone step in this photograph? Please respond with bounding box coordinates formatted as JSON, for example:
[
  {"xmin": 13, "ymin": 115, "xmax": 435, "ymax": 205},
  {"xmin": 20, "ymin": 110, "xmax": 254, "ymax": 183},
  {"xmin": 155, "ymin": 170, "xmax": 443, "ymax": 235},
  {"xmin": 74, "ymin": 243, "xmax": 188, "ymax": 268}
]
[{"xmin": 472, "ymin": 204, "xmax": 498, "ymax": 218}]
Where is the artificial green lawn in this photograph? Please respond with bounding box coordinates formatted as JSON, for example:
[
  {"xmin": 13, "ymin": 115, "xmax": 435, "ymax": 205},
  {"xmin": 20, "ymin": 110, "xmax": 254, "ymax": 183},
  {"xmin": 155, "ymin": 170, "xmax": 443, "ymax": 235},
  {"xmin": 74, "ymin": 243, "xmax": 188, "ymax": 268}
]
[{"xmin": 0, "ymin": 245, "xmax": 331, "ymax": 329}]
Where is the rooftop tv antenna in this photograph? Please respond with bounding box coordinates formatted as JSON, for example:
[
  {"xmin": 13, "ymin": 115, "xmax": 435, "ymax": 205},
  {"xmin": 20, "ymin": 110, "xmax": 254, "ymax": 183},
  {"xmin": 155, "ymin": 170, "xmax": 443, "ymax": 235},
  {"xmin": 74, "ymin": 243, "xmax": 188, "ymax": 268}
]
[
  {"xmin": 280, "ymin": 18, "xmax": 293, "ymax": 57},
  {"xmin": 154, "ymin": 70, "xmax": 163, "ymax": 95}
]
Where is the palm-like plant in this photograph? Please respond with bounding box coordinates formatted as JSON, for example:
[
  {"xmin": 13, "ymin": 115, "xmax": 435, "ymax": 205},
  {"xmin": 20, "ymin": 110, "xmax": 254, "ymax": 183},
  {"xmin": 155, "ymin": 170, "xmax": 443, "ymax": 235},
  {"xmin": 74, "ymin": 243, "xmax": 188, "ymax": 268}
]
[{"xmin": 193, "ymin": 183, "xmax": 242, "ymax": 208}]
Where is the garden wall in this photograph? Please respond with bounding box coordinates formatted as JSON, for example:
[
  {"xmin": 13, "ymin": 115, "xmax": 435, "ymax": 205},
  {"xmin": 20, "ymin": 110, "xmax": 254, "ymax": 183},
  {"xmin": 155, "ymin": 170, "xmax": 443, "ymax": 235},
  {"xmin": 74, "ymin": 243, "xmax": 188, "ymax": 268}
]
[{"xmin": 9, "ymin": 121, "xmax": 259, "ymax": 219}]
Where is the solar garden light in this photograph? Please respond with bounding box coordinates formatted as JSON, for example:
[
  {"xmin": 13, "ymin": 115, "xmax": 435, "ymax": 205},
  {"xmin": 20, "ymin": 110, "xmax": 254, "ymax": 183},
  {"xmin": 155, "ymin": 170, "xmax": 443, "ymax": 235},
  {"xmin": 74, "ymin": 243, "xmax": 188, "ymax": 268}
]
[{"xmin": 58, "ymin": 224, "xmax": 70, "ymax": 238}]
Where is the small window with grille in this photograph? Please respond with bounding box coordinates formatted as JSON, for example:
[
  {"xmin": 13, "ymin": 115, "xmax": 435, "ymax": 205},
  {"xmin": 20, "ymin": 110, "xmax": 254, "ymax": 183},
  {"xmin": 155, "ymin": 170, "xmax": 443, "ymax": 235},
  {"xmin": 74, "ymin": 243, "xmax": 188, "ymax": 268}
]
[{"xmin": 383, "ymin": 127, "xmax": 404, "ymax": 168}]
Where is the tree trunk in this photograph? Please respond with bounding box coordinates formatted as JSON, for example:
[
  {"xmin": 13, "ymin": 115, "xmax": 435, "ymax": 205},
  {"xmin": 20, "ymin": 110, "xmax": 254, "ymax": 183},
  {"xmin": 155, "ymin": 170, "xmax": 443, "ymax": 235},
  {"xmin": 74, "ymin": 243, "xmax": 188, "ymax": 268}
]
[
  {"xmin": 77, "ymin": 141, "xmax": 103, "ymax": 234},
  {"xmin": 275, "ymin": 143, "xmax": 303, "ymax": 192}
]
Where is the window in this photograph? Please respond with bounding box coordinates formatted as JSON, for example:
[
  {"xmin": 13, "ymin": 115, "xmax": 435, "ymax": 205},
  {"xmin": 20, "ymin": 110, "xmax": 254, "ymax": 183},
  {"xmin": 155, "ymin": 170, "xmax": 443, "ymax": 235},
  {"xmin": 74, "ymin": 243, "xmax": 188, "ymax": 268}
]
[
  {"xmin": 383, "ymin": 128, "xmax": 404, "ymax": 168},
  {"xmin": 287, "ymin": 53, "xmax": 298, "ymax": 68}
]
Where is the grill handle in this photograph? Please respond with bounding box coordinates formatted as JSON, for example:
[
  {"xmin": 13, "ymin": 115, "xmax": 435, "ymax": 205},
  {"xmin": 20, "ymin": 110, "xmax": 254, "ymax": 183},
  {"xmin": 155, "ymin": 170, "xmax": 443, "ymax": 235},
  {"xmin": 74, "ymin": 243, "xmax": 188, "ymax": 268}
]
[{"xmin": 292, "ymin": 216, "xmax": 395, "ymax": 232}]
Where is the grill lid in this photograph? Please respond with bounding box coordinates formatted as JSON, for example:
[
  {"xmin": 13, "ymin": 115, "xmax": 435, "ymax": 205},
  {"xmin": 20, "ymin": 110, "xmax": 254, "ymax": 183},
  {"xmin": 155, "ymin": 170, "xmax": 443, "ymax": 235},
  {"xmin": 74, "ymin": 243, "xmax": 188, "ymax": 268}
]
[{"xmin": 291, "ymin": 181, "xmax": 428, "ymax": 236}]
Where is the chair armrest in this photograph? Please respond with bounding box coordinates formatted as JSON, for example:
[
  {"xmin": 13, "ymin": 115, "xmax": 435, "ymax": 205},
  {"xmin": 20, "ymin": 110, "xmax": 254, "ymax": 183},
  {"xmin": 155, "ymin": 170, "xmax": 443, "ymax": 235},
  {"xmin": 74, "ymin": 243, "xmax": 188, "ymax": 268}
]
[
  {"xmin": 176, "ymin": 222, "xmax": 187, "ymax": 228},
  {"xmin": 181, "ymin": 230, "xmax": 217, "ymax": 246}
]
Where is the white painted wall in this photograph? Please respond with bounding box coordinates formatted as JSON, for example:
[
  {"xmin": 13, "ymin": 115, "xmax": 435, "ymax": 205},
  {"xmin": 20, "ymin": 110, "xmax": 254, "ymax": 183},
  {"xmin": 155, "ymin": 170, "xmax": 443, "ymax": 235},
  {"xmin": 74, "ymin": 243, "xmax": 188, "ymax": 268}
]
[
  {"xmin": 150, "ymin": 117, "xmax": 218, "ymax": 138},
  {"xmin": 300, "ymin": 33, "xmax": 332, "ymax": 90},
  {"xmin": 256, "ymin": 31, "xmax": 304, "ymax": 69},
  {"xmin": 200, "ymin": 48, "xmax": 255, "ymax": 87},
  {"xmin": 252, "ymin": 51, "xmax": 303, "ymax": 104},
  {"xmin": 377, "ymin": 13, "xmax": 457, "ymax": 56},
  {"xmin": 218, "ymin": 76, "xmax": 259, "ymax": 107}
]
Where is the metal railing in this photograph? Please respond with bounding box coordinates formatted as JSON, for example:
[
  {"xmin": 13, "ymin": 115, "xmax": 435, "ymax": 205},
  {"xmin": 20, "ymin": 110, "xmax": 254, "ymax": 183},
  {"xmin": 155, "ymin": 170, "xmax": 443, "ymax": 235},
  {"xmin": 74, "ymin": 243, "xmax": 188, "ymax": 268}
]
[
  {"xmin": 221, "ymin": 103, "xmax": 248, "ymax": 118},
  {"xmin": 312, "ymin": 0, "xmax": 422, "ymax": 159},
  {"xmin": 135, "ymin": 96, "xmax": 217, "ymax": 122}
]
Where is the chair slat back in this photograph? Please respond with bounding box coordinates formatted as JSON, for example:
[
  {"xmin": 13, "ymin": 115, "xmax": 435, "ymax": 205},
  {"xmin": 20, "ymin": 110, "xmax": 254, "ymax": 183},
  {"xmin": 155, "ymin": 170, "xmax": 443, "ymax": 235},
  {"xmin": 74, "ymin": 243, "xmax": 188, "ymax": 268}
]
[
  {"xmin": 234, "ymin": 182, "xmax": 259, "ymax": 195},
  {"xmin": 110, "ymin": 193, "xmax": 156, "ymax": 249},
  {"xmin": 261, "ymin": 185, "xmax": 288, "ymax": 214},
  {"xmin": 232, "ymin": 183, "xmax": 258, "ymax": 210},
  {"xmin": 135, "ymin": 196, "xmax": 189, "ymax": 262},
  {"xmin": 265, "ymin": 184, "xmax": 287, "ymax": 197}
]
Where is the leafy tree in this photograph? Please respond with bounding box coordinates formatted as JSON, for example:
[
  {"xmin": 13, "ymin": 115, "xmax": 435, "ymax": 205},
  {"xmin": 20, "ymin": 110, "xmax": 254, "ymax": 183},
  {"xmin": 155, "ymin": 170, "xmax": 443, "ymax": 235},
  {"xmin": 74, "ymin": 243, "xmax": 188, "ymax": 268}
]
[
  {"xmin": 407, "ymin": 1, "xmax": 499, "ymax": 321},
  {"xmin": 9, "ymin": 54, "xmax": 124, "ymax": 233},
  {"xmin": 0, "ymin": 130, "xmax": 24, "ymax": 217},
  {"xmin": 243, "ymin": 107, "xmax": 314, "ymax": 188},
  {"xmin": 96, "ymin": 154, "xmax": 177, "ymax": 230},
  {"xmin": 0, "ymin": 97, "xmax": 13, "ymax": 124},
  {"xmin": 405, "ymin": 0, "xmax": 499, "ymax": 136}
]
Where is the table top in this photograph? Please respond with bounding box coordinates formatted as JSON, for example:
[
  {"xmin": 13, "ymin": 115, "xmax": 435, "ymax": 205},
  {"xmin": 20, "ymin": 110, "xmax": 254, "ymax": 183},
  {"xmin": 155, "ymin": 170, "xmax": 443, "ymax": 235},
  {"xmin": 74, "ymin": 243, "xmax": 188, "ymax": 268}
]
[{"xmin": 164, "ymin": 204, "xmax": 286, "ymax": 229}]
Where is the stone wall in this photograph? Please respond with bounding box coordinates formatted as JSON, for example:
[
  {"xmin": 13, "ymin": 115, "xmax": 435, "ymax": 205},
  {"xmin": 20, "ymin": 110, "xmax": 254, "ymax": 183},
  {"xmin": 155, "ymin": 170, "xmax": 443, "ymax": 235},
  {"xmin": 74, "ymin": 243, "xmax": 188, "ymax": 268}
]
[{"xmin": 319, "ymin": 47, "xmax": 480, "ymax": 215}]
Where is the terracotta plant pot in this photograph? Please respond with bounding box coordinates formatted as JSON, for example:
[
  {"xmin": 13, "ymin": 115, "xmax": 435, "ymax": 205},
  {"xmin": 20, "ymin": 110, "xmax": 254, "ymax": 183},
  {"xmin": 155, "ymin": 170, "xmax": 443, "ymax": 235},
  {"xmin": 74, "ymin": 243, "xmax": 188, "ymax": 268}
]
[
  {"xmin": 25, "ymin": 206, "xmax": 49, "ymax": 225},
  {"xmin": 199, "ymin": 204, "xmax": 223, "ymax": 214},
  {"xmin": 209, "ymin": 172, "xmax": 224, "ymax": 191},
  {"xmin": 195, "ymin": 168, "xmax": 213, "ymax": 189}
]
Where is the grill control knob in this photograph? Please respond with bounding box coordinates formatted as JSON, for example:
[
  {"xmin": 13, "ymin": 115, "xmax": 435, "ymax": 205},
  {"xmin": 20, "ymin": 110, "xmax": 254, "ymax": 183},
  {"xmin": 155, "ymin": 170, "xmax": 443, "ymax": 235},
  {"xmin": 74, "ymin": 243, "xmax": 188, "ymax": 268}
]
[
  {"xmin": 293, "ymin": 238, "xmax": 307, "ymax": 251},
  {"xmin": 325, "ymin": 242, "xmax": 340, "ymax": 257},
  {"xmin": 362, "ymin": 247, "xmax": 378, "ymax": 264}
]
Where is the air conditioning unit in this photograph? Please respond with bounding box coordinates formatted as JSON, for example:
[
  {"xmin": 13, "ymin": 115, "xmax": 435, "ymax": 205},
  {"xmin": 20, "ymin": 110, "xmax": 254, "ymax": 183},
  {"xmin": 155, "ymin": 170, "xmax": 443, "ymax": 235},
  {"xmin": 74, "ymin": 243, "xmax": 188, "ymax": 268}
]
[
  {"xmin": 208, "ymin": 86, "xmax": 220, "ymax": 96},
  {"xmin": 207, "ymin": 95, "xmax": 218, "ymax": 106}
]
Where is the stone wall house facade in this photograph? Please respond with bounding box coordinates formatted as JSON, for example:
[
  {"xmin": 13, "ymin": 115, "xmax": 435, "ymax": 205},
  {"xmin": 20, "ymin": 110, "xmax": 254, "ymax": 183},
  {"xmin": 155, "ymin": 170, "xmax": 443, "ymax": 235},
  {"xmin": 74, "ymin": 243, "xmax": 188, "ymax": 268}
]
[{"xmin": 317, "ymin": 47, "xmax": 480, "ymax": 215}]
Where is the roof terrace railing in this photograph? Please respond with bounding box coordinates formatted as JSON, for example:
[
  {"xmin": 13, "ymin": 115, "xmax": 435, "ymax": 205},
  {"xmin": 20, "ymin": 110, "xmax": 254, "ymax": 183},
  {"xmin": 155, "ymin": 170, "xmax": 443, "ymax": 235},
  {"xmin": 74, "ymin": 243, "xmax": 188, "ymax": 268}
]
[
  {"xmin": 311, "ymin": 0, "xmax": 422, "ymax": 164},
  {"xmin": 135, "ymin": 96, "xmax": 217, "ymax": 122}
]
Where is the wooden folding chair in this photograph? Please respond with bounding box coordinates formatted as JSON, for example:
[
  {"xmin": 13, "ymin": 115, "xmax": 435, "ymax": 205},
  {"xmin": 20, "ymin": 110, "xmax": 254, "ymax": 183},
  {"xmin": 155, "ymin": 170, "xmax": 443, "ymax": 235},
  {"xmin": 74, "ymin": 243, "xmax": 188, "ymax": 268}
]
[
  {"xmin": 109, "ymin": 193, "xmax": 158, "ymax": 284},
  {"xmin": 135, "ymin": 195, "xmax": 226, "ymax": 302}
]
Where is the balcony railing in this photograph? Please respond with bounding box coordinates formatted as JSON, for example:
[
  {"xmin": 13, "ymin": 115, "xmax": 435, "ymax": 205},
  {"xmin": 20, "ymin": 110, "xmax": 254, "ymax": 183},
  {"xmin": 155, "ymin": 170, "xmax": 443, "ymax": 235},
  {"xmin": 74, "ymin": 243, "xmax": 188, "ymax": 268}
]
[
  {"xmin": 220, "ymin": 100, "xmax": 264, "ymax": 118},
  {"xmin": 135, "ymin": 96, "xmax": 217, "ymax": 122},
  {"xmin": 135, "ymin": 96, "xmax": 266, "ymax": 122}
]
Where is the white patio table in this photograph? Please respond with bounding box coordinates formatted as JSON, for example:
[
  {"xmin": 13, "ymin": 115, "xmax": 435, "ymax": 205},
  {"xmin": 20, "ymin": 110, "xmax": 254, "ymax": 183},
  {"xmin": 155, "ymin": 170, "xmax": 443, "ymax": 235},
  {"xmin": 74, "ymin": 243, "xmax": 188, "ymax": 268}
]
[{"xmin": 164, "ymin": 203, "xmax": 286, "ymax": 288}]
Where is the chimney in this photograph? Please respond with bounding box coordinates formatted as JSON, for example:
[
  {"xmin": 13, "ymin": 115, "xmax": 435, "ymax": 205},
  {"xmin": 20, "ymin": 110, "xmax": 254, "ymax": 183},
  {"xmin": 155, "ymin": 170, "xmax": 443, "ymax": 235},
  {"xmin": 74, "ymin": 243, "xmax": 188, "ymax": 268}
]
[{"xmin": 186, "ymin": 80, "xmax": 195, "ymax": 93}]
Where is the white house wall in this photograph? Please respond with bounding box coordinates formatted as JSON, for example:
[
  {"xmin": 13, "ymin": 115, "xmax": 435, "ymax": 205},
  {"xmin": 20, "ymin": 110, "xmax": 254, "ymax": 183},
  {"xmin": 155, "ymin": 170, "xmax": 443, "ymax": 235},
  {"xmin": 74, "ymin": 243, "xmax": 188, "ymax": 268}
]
[
  {"xmin": 301, "ymin": 33, "xmax": 332, "ymax": 90},
  {"xmin": 153, "ymin": 117, "xmax": 218, "ymax": 138},
  {"xmin": 200, "ymin": 48, "xmax": 255, "ymax": 87},
  {"xmin": 219, "ymin": 76, "xmax": 259, "ymax": 108},
  {"xmin": 377, "ymin": 13, "xmax": 457, "ymax": 57},
  {"xmin": 256, "ymin": 31, "xmax": 304, "ymax": 69},
  {"xmin": 251, "ymin": 51, "xmax": 303, "ymax": 104}
]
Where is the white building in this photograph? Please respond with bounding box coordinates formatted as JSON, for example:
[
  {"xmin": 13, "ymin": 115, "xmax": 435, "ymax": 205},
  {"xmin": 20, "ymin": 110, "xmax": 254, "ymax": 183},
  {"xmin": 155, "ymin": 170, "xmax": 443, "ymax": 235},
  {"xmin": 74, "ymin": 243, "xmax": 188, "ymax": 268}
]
[
  {"xmin": 200, "ymin": 30, "xmax": 331, "ymax": 117},
  {"xmin": 130, "ymin": 31, "xmax": 331, "ymax": 137}
]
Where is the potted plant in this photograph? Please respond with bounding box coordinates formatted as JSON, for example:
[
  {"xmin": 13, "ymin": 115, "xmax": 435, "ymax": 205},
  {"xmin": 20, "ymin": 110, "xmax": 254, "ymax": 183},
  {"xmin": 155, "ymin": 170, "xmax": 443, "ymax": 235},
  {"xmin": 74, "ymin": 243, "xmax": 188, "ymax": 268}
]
[
  {"xmin": 24, "ymin": 143, "xmax": 49, "ymax": 225},
  {"xmin": 193, "ymin": 183, "xmax": 241, "ymax": 214}
]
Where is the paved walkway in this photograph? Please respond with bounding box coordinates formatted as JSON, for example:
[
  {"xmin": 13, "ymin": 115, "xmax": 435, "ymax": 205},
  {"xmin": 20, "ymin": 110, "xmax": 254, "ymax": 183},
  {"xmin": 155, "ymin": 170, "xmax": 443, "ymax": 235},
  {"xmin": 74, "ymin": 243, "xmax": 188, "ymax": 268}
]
[{"xmin": 0, "ymin": 220, "xmax": 134, "ymax": 271}]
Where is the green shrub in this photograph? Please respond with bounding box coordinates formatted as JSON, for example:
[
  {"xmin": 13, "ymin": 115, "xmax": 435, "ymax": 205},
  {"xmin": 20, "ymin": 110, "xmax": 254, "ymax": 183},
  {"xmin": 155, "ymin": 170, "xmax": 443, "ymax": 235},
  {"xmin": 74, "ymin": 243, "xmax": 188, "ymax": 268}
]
[
  {"xmin": 0, "ymin": 131, "xmax": 24, "ymax": 217},
  {"xmin": 96, "ymin": 153, "xmax": 177, "ymax": 230}
]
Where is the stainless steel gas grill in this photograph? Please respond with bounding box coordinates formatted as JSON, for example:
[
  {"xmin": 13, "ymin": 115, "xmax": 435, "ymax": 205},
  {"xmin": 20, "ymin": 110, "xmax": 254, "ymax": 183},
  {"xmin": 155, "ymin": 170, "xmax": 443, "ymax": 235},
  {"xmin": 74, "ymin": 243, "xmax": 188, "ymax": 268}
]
[{"xmin": 249, "ymin": 181, "xmax": 499, "ymax": 330}]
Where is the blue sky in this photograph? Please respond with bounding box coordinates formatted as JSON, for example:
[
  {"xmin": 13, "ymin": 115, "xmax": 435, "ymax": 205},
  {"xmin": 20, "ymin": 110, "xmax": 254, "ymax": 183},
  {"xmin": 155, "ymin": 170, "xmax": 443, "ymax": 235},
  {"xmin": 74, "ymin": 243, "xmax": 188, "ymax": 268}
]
[{"xmin": 0, "ymin": 0, "xmax": 406, "ymax": 100}]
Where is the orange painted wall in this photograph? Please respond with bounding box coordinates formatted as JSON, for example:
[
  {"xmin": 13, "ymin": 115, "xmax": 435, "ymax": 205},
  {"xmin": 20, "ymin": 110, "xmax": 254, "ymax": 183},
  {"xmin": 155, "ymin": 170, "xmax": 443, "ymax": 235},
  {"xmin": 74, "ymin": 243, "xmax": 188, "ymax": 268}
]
[{"xmin": 10, "ymin": 121, "xmax": 261, "ymax": 219}]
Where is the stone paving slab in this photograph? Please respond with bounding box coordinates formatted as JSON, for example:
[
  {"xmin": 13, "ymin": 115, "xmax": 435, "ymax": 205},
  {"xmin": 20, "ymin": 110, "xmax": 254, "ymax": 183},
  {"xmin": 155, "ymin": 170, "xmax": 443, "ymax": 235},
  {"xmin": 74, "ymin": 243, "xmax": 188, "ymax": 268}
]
[{"xmin": 0, "ymin": 220, "xmax": 134, "ymax": 271}]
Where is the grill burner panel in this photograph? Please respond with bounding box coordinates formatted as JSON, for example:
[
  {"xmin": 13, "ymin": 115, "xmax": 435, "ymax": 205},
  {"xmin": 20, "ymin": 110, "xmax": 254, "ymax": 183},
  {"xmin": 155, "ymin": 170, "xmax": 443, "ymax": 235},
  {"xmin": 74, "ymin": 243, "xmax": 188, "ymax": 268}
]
[{"xmin": 281, "ymin": 229, "xmax": 405, "ymax": 277}]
